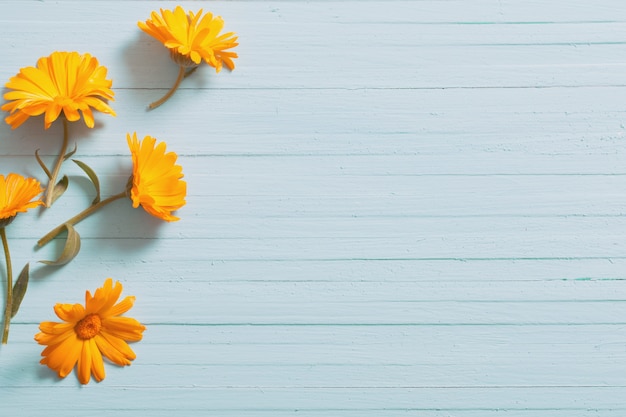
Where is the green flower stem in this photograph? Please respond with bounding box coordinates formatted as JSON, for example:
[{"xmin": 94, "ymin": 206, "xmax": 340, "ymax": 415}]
[
  {"xmin": 148, "ymin": 65, "xmax": 186, "ymax": 110},
  {"xmin": 44, "ymin": 118, "xmax": 70, "ymax": 207},
  {"xmin": 1, "ymin": 227, "xmax": 13, "ymax": 344},
  {"xmin": 38, "ymin": 191, "xmax": 128, "ymax": 247}
]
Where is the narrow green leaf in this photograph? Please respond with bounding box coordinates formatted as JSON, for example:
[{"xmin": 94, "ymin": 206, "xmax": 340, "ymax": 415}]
[
  {"xmin": 63, "ymin": 143, "xmax": 78, "ymax": 161},
  {"xmin": 49, "ymin": 175, "xmax": 69, "ymax": 206},
  {"xmin": 73, "ymin": 159, "xmax": 101, "ymax": 204},
  {"xmin": 39, "ymin": 223, "xmax": 81, "ymax": 266},
  {"xmin": 35, "ymin": 149, "xmax": 52, "ymax": 179},
  {"xmin": 184, "ymin": 66, "xmax": 199, "ymax": 78},
  {"xmin": 10, "ymin": 263, "xmax": 29, "ymax": 318}
]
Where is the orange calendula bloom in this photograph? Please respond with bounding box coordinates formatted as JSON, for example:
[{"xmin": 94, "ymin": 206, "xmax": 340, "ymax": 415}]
[
  {"xmin": 37, "ymin": 133, "xmax": 186, "ymax": 251},
  {"xmin": 35, "ymin": 279, "xmax": 145, "ymax": 384},
  {"xmin": 0, "ymin": 173, "xmax": 43, "ymax": 225},
  {"xmin": 138, "ymin": 6, "xmax": 238, "ymax": 72},
  {"xmin": 128, "ymin": 133, "xmax": 186, "ymax": 222},
  {"xmin": 0, "ymin": 173, "xmax": 42, "ymax": 344},
  {"xmin": 2, "ymin": 51, "xmax": 116, "ymax": 129}
]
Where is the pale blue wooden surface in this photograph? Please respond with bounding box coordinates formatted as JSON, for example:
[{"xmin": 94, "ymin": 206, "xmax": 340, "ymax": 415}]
[{"xmin": 1, "ymin": 0, "xmax": 626, "ymax": 415}]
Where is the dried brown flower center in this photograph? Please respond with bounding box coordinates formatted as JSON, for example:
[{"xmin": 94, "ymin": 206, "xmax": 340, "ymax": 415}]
[
  {"xmin": 0, "ymin": 215, "xmax": 16, "ymax": 228},
  {"xmin": 169, "ymin": 50, "xmax": 199, "ymax": 68},
  {"xmin": 74, "ymin": 314, "xmax": 102, "ymax": 340}
]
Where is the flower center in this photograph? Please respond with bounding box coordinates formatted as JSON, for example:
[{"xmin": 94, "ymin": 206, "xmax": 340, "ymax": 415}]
[{"xmin": 74, "ymin": 314, "xmax": 102, "ymax": 340}]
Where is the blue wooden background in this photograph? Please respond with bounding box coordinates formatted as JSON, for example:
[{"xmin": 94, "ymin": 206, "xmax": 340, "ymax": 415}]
[{"xmin": 1, "ymin": 1, "xmax": 626, "ymax": 415}]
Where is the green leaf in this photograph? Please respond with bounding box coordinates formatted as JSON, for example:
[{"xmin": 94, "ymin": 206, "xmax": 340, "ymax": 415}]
[
  {"xmin": 35, "ymin": 149, "xmax": 52, "ymax": 180},
  {"xmin": 10, "ymin": 263, "xmax": 29, "ymax": 318},
  {"xmin": 184, "ymin": 66, "xmax": 199, "ymax": 78},
  {"xmin": 73, "ymin": 159, "xmax": 101, "ymax": 204},
  {"xmin": 49, "ymin": 175, "xmax": 69, "ymax": 206},
  {"xmin": 39, "ymin": 223, "xmax": 81, "ymax": 266},
  {"xmin": 63, "ymin": 143, "xmax": 78, "ymax": 161}
]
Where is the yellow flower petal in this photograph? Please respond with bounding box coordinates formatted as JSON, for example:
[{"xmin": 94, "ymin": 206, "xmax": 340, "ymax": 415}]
[
  {"xmin": 103, "ymin": 316, "xmax": 146, "ymax": 342},
  {"xmin": 34, "ymin": 327, "xmax": 74, "ymax": 346},
  {"xmin": 78, "ymin": 339, "xmax": 93, "ymax": 384},
  {"xmin": 86, "ymin": 278, "xmax": 122, "ymax": 314},
  {"xmin": 53, "ymin": 303, "xmax": 86, "ymax": 323},
  {"xmin": 3, "ymin": 111, "xmax": 29, "ymax": 129},
  {"xmin": 89, "ymin": 338, "xmax": 106, "ymax": 382},
  {"xmin": 40, "ymin": 333, "xmax": 82, "ymax": 378},
  {"xmin": 94, "ymin": 332, "xmax": 132, "ymax": 366},
  {"xmin": 104, "ymin": 295, "xmax": 136, "ymax": 317},
  {"xmin": 38, "ymin": 321, "xmax": 74, "ymax": 336},
  {"xmin": 100, "ymin": 330, "xmax": 137, "ymax": 362}
]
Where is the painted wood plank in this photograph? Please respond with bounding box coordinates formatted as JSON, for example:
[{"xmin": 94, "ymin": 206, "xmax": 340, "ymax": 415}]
[
  {"xmin": 4, "ymin": 384, "xmax": 626, "ymax": 415},
  {"xmin": 2, "ymin": 87, "xmax": 625, "ymax": 166},
  {"xmin": 3, "ymin": 324, "xmax": 626, "ymax": 387},
  {"xmin": 10, "ymin": 257, "xmax": 626, "ymax": 282}
]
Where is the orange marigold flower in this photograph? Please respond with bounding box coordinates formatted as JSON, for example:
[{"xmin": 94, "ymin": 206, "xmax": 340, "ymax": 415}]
[
  {"xmin": 35, "ymin": 278, "xmax": 145, "ymax": 384},
  {"xmin": 0, "ymin": 173, "xmax": 43, "ymax": 226},
  {"xmin": 127, "ymin": 133, "xmax": 186, "ymax": 222},
  {"xmin": 138, "ymin": 6, "xmax": 238, "ymax": 72},
  {"xmin": 2, "ymin": 51, "xmax": 116, "ymax": 129}
]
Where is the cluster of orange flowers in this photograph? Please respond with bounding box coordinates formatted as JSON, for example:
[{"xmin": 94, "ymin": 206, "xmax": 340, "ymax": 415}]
[{"xmin": 0, "ymin": 6, "xmax": 238, "ymax": 384}]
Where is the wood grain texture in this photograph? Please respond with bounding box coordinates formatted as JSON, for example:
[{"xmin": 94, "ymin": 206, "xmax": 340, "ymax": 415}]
[{"xmin": 1, "ymin": 0, "xmax": 626, "ymax": 415}]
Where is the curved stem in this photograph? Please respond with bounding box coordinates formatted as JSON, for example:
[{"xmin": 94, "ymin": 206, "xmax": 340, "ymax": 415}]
[
  {"xmin": 38, "ymin": 191, "xmax": 127, "ymax": 247},
  {"xmin": 1, "ymin": 228, "xmax": 13, "ymax": 344},
  {"xmin": 44, "ymin": 118, "xmax": 70, "ymax": 207},
  {"xmin": 148, "ymin": 66, "xmax": 186, "ymax": 110}
]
